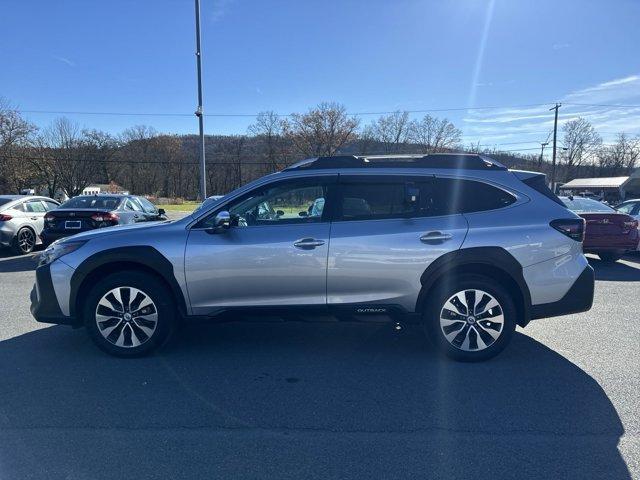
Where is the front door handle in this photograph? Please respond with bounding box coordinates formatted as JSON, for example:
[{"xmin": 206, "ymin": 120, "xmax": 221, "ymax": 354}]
[
  {"xmin": 293, "ymin": 238, "xmax": 325, "ymax": 249},
  {"xmin": 30, "ymin": 216, "xmax": 38, "ymax": 220},
  {"xmin": 420, "ymin": 231, "xmax": 453, "ymax": 243}
]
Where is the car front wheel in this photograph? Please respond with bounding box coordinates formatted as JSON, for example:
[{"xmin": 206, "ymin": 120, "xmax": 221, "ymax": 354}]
[
  {"xmin": 84, "ymin": 271, "xmax": 176, "ymax": 357},
  {"xmin": 423, "ymin": 274, "xmax": 516, "ymax": 362}
]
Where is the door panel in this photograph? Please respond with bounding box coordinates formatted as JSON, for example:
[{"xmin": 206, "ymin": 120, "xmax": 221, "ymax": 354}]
[
  {"xmin": 24, "ymin": 200, "xmax": 47, "ymax": 235},
  {"xmin": 185, "ymin": 223, "xmax": 330, "ymax": 313},
  {"xmin": 184, "ymin": 175, "xmax": 337, "ymax": 314},
  {"xmin": 327, "ymin": 215, "xmax": 468, "ymax": 310}
]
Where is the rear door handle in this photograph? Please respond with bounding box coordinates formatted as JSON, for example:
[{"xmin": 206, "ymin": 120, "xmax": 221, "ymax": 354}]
[
  {"xmin": 420, "ymin": 231, "xmax": 453, "ymax": 243},
  {"xmin": 293, "ymin": 238, "xmax": 325, "ymax": 249}
]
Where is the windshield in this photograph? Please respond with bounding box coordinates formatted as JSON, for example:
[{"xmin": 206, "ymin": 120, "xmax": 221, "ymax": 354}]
[
  {"xmin": 562, "ymin": 197, "xmax": 615, "ymax": 213},
  {"xmin": 61, "ymin": 196, "xmax": 122, "ymax": 210}
]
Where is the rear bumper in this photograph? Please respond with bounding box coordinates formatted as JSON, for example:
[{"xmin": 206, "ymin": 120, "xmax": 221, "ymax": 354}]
[
  {"xmin": 30, "ymin": 263, "xmax": 76, "ymax": 325},
  {"xmin": 0, "ymin": 224, "xmax": 15, "ymax": 247},
  {"xmin": 583, "ymin": 231, "xmax": 639, "ymax": 252},
  {"xmin": 530, "ymin": 265, "xmax": 594, "ymax": 320},
  {"xmin": 40, "ymin": 231, "xmax": 80, "ymax": 246}
]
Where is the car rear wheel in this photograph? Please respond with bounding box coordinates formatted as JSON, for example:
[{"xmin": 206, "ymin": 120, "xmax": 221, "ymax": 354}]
[
  {"xmin": 598, "ymin": 252, "xmax": 622, "ymax": 263},
  {"xmin": 84, "ymin": 271, "xmax": 176, "ymax": 357},
  {"xmin": 12, "ymin": 227, "xmax": 36, "ymax": 255},
  {"xmin": 423, "ymin": 274, "xmax": 516, "ymax": 362}
]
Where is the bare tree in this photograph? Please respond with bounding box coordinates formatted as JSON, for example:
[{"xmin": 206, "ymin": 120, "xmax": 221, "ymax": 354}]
[
  {"xmin": 283, "ymin": 102, "xmax": 359, "ymax": 157},
  {"xmin": 363, "ymin": 111, "xmax": 412, "ymax": 153},
  {"xmin": 560, "ymin": 118, "xmax": 602, "ymax": 180},
  {"xmin": 0, "ymin": 98, "xmax": 38, "ymax": 192},
  {"xmin": 40, "ymin": 118, "xmax": 102, "ymax": 197},
  {"xmin": 409, "ymin": 115, "xmax": 461, "ymax": 153},
  {"xmin": 248, "ymin": 111, "xmax": 290, "ymax": 172},
  {"xmin": 115, "ymin": 125, "xmax": 158, "ymax": 195},
  {"xmin": 82, "ymin": 129, "xmax": 119, "ymax": 185},
  {"xmin": 597, "ymin": 133, "xmax": 640, "ymax": 175}
]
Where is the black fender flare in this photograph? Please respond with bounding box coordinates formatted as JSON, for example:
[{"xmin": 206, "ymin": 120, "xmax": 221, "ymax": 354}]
[
  {"xmin": 415, "ymin": 247, "xmax": 532, "ymax": 326},
  {"xmin": 69, "ymin": 246, "xmax": 188, "ymax": 318}
]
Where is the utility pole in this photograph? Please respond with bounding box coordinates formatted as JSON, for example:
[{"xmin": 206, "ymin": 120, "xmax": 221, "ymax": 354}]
[
  {"xmin": 538, "ymin": 142, "xmax": 548, "ymax": 168},
  {"xmin": 549, "ymin": 103, "xmax": 561, "ymax": 193},
  {"xmin": 194, "ymin": 0, "xmax": 207, "ymax": 200}
]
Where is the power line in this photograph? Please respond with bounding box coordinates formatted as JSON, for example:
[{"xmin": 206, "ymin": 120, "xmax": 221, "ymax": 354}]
[
  {"xmin": 0, "ymin": 154, "xmax": 277, "ymax": 165},
  {"xmin": 15, "ymin": 102, "xmax": 640, "ymax": 119},
  {"xmin": 13, "ymin": 103, "xmax": 560, "ymax": 118},
  {"xmin": 563, "ymin": 102, "xmax": 640, "ymax": 109}
]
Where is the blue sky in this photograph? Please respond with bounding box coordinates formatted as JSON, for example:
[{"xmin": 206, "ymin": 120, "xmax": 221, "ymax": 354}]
[{"xmin": 1, "ymin": 0, "xmax": 639, "ymax": 154}]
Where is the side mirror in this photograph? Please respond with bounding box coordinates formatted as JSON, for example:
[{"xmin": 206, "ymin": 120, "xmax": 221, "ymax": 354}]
[
  {"xmin": 157, "ymin": 208, "xmax": 166, "ymax": 216},
  {"xmin": 206, "ymin": 211, "xmax": 231, "ymax": 233}
]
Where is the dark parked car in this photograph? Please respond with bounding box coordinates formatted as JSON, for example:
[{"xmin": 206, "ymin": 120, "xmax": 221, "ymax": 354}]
[
  {"xmin": 40, "ymin": 194, "xmax": 166, "ymax": 246},
  {"xmin": 561, "ymin": 196, "xmax": 639, "ymax": 262}
]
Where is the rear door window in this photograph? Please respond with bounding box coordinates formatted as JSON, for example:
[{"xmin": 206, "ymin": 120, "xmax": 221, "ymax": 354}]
[
  {"xmin": 432, "ymin": 178, "xmax": 516, "ymax": 215},
  {"xmin": 24, "ymin": 200, "xmax": 47, "ymax": 213},
  {"xmin": 43, "ymin": 200, "xmax": 59, "ymax": 211},
  {"xmin": 616, "ymin": 202, "xmax": 634, "ymax": 214},
  {"xmin": 137, "ymin": 197, "xmax": 158, "ymax": 214},
  {"xmin": 336, "ymin": 176, "xmax": 434, "ymax": 221},
  {"xmin": 125, "ymin": 199, "xmax": 144, "ymax": 212}
]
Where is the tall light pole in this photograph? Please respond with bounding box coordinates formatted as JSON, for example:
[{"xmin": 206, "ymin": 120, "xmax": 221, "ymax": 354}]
[
  {"xmin": 549, "ymin": 103, "xmax": 561, "ymax": 193},
  {"xmin": 194, "ymin": 0, "xmax": 207, "ymax": 200}
]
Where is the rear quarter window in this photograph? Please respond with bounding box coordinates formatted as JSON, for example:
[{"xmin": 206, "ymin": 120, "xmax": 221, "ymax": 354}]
[{"xmin": 433, "ymin": 178, "xmax": 516, "ymax": 215}]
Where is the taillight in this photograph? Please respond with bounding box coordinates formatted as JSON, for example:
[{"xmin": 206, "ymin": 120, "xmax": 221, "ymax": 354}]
[
  {"xmin": 551, "ymin": 218, "xmax": 585, "ymax": 242},
  {"xmin": 91, "ymin": 212, "xmax": 119, "ymax": 223},
  {"xmin": 0, "ymin": 214, "xmax": 12, "ymax": 221},
  {"xmin": 44, "ymin": 213, "xmax": 55, "ymax": 222},
  {"xmin": 623, "ymin": 219, "xmax": 638, "ymax": 231}
]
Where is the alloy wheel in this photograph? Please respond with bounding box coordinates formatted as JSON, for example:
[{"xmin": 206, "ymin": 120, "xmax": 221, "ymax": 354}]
[
  {"xmin": 95, "ymin": 287, "xmax": 158, "ymax": 348},
  {"xmin": 439, "ymin": 289, "xmax": 504, "ymax": 351},
  {"xmin": 18, "ymin": 229, "xmax": 35, "ymax": 253}
]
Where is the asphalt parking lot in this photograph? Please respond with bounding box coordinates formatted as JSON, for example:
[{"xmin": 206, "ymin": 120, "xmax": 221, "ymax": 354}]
[{"xmin": 0, "ymin": 244, "xmax": 638, "ymax": 479}]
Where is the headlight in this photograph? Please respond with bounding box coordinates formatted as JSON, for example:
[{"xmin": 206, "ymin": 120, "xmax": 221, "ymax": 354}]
[{"xmin": 38, "ymin": 240, "xmax": 87, "ymax": 267}]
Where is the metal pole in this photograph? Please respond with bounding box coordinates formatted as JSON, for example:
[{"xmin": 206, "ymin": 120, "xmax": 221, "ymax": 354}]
[
  {"xmin": 194, "ymin": 0, "xmax": 206, "ymax": 200},
  {"xmin": 538, "ymin": 142, "xmax": 548, "ymax": 168},
  {"xmin": 550, "ymin": 103, "xmax": 561, "ymax": 193}
]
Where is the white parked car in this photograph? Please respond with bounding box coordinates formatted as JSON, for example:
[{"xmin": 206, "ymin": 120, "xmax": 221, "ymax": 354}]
[{"xmin": 615, "ymin": 199, "xmax": 640, "ymax": 249}]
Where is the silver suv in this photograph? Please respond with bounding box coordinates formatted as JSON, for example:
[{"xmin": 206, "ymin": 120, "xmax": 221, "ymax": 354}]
[{"xmin": 30, "ymin": 154, "xmax": 594, "ymax": 361}]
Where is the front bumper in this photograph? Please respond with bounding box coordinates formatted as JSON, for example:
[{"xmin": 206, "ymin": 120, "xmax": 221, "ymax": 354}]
[
  {"xmin": 30, "ymin": 263, "xmax": 76, "ymax": 325},
  {"xmin": 530, "ymin": 265, "xmax": 595, "ymax": 320}
]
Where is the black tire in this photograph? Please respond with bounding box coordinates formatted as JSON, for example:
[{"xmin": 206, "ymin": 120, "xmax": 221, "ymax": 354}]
[
  {"xmin": 422, "ymin": 274, "xmax": 516, "ymax": 362},
  {"xmin": 12, "ymin": 227, "xmax": 36, "ymax": 255},
  {"xmin": 598, "ymin": 252, "xmax": 622, "ymax": 263},
  {"xmin": 84, "ymin": 271, "xmax": 176, "ymax": 357}
]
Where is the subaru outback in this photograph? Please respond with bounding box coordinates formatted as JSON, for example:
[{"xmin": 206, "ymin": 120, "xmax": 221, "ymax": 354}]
[{"xmin": 30, "ymin": 154, "xmax": 594, "ymax": 361}]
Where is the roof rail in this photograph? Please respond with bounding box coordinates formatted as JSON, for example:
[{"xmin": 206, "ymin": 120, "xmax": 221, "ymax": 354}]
[{"xmin": 283, "ymin": 153, "xmax": 507, "ymax": 171}]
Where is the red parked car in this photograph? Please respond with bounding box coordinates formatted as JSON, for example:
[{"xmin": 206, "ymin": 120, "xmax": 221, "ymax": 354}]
[{"xmin": 561, "ymin": 196, "xmax": 639, "ymax": 262}]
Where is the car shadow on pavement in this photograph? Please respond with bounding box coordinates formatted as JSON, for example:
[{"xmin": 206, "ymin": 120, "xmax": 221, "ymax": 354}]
[
  {"xmin": 588, "ymin": 256, "xmax": 640, "ymax": 281},
  {"xmin": 0, "ymin": 321, "xmax": 630, "ymax": 480},
  {"xmin": 0, "ymin": 249, "xmax": 39, "ymax": 273}
]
